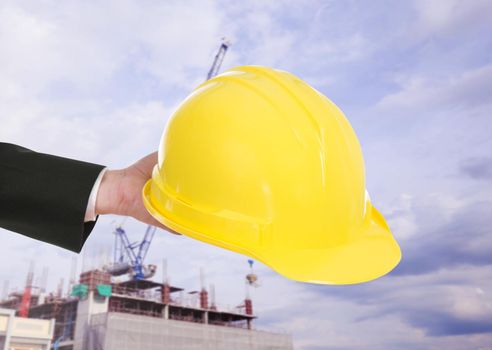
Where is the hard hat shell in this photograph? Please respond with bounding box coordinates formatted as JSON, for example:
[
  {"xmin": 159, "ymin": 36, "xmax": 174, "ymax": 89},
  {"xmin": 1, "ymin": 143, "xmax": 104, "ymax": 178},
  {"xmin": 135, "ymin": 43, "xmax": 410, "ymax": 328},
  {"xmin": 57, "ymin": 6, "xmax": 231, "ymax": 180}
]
[{"xmin": 143, "ymin": 65, "xmax": 401, "ymax": 285}]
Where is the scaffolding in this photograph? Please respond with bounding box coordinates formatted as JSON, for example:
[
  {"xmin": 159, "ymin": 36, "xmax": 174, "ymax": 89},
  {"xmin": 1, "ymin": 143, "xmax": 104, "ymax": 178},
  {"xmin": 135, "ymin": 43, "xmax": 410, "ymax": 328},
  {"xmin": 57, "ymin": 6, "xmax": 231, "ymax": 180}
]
[
  {"xmin": 28, "ymin": 299, "xmax": 78, "ymax": 341},
  {"xmin": 0, "ymin": 292, "xmax": 40, "ymax": 312}
]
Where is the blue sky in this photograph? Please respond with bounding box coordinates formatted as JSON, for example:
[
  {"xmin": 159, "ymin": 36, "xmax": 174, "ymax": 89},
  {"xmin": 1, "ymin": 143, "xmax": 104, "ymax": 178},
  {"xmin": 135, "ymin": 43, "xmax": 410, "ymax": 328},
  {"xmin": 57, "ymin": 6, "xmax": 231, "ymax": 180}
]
[{"xmin": 1, "ymin": 1, "xmax": 491, "ymax": 349}]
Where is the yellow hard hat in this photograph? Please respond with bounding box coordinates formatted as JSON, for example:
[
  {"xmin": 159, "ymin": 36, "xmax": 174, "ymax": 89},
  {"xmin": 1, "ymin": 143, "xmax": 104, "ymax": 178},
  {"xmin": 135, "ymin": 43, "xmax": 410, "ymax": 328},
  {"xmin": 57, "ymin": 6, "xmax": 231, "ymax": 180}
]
[{"xmin": 143, "ymin": 66, "xmax": 401, "ymax": 285}]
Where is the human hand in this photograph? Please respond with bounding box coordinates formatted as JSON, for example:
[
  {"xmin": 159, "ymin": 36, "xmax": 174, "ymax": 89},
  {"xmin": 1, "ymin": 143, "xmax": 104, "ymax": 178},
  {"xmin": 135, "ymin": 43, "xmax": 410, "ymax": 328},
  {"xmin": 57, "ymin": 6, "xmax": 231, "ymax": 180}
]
[{"xmin": 95, "ymin": 152, "xmax": 180, "ymax": 235}]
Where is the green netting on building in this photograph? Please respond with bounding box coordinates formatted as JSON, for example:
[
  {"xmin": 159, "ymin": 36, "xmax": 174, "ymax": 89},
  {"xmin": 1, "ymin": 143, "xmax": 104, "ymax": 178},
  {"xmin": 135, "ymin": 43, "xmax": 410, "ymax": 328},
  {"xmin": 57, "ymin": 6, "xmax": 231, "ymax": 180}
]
[
  {"xmin": 96, "ymin": 284, "xmax": 112, "ymax": 297},
  {"xmin": 71, "ymin": 284, "xmax": 88, "ymax": 298}
]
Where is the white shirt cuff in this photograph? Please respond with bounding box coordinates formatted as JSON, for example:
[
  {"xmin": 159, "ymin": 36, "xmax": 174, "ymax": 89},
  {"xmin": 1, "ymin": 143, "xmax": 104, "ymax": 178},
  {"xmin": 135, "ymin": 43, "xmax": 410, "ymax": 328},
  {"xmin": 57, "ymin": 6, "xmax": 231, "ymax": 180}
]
[{"xmin": 84, "ymin": 168, "xmax": 108, "ymax": 222}]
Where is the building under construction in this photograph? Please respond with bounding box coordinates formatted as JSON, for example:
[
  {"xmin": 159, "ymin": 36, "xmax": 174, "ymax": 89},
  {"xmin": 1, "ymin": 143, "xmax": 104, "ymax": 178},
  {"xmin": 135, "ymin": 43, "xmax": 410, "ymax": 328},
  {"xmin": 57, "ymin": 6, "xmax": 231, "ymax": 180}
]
[{"xmin": 0, "ymin": 254, "xmax": 292, "ymax": 350}]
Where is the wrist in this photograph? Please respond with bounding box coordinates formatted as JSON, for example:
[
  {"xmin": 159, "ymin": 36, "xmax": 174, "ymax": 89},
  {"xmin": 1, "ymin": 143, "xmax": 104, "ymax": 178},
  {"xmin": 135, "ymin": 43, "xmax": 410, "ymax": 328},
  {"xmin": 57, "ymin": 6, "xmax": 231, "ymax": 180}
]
[{"xmin": 95, "ymin": 169, "xmax": 124, "ymax": 216}]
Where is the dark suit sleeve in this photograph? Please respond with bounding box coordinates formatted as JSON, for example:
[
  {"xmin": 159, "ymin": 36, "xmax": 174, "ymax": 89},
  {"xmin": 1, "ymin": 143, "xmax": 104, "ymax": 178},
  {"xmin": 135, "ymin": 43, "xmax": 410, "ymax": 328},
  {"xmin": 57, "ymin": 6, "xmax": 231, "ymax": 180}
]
[{"xmin": 0, "ymin": 143, "xmax": 106, "ymax": 252}]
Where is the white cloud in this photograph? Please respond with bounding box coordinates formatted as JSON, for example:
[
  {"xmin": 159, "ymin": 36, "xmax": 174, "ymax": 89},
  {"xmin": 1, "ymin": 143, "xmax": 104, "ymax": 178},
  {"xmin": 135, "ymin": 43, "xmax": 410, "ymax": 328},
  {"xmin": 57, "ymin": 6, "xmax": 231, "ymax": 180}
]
[
  {"xmin": 376, "ymin": 64, "xmax": 492, "ymax": 112},
  {"xmin": 384, "ymin": 192, "xmax": 469, "ymax": 241},
  {"xmin": 1, "ymin": 1, "xmax": 492, "ymax": 349},
  {"xmin": 0, "ymin": 1, "xmax": 226, "ymax": 97},
  {"xmin": 414, "ymin": 0, "xmax": 492, "ymax": 39},
  {"xmin": 0, "ymin": 0, "xmax": 230, "ymax": 162}
]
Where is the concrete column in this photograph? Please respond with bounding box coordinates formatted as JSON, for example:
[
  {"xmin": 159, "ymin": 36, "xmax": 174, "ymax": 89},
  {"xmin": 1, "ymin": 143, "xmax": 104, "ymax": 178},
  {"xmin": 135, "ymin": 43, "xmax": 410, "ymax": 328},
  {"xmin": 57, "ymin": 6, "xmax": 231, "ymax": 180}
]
[
  {"xmin": 199, "ymin": 290, "xmax": 208, "ymax": 309},
  {"xmin": 73, "ymin": 291, "xmax": 108, "ymax": 350},
  {"xmin": 2, "ymin": 309, "xmax": 15, "ymax": 350},
  {"xmin": 161, "ymin": 284, "xmax": 170, "ymax": 304},
  {"xmin": 245, "ymin": 298, "xmax": 253, "ymax": 315},
  {"xmin": 162, "ymin": 304, "xmax": 169, "ymax": 320}
]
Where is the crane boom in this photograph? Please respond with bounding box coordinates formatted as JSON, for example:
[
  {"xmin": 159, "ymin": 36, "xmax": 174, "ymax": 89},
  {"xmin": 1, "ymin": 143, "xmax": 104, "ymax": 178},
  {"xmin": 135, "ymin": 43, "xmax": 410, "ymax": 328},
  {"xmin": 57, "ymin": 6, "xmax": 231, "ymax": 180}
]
[
  {"xmin": 136, "ymin": 225, "xmax": 156, "ymax": 269},
  {"xmin": 206, "ymin": 38, "xmax": 230, "ymax": 80}
]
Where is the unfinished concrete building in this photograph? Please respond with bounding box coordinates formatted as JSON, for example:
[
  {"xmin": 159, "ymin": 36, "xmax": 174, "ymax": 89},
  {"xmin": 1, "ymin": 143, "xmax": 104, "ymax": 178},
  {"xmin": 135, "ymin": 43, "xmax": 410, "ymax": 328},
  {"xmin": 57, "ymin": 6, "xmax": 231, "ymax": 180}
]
[{"xmin": 0, "ymin": 266, "xmax": 292, "ymax": 350}]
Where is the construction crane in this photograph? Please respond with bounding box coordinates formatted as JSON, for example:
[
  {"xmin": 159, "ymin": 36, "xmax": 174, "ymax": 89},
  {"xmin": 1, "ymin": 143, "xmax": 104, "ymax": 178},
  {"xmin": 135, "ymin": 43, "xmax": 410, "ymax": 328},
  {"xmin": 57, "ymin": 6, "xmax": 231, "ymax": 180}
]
[
  {"xmin": 104, "ymin": 225, "xmax": 157, "ymax": 281},
  {"xmin": 206, "ymin": 38, "xmax": 231, "ymax": 80},
  {"xmin": 103, "ymin": 39, "xmax": 231, "ymax": 282}
]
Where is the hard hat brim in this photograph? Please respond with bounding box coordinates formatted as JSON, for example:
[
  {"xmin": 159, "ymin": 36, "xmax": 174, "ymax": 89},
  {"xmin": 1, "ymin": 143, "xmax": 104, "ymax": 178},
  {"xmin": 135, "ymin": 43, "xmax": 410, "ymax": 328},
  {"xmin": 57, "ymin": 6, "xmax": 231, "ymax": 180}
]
[
  {"xmin": 260, "ymin": 208, "xmax": 402, "ymax": 284},
  {"xmin": 143, "ymin": 180, "xmax": 401, "ymax": 285}
]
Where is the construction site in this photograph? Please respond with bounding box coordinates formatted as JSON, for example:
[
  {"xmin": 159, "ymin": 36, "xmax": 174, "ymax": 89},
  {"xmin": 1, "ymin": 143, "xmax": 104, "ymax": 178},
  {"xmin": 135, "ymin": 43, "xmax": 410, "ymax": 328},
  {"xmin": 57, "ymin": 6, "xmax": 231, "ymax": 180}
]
[
  {"xmin": 0, "ymin": 224, "xmax": 293, "ymax": 350},
  {"xmin": 0, "ymin": 40, "xmax": 294, "ymax": 350}
]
